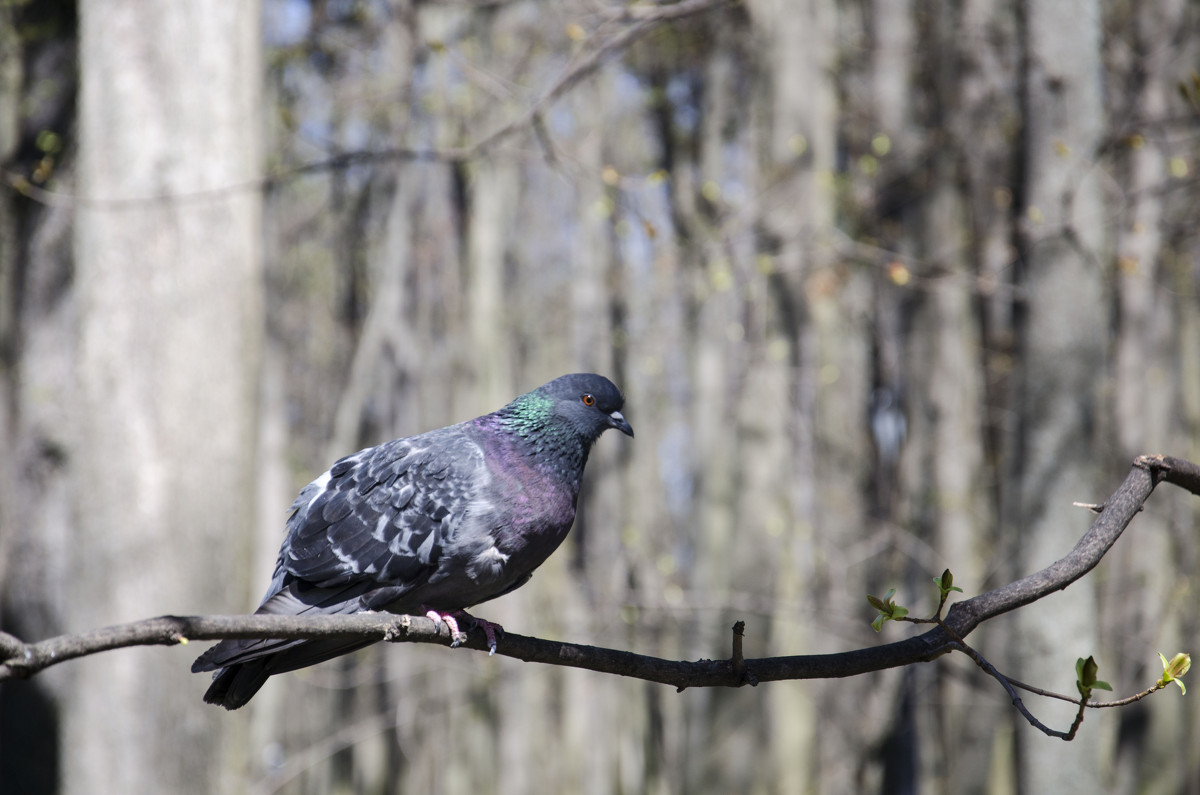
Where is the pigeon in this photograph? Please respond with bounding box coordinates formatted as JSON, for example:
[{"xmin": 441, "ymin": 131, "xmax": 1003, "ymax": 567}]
[{"xmin": 193, "ymin": 373, "xmax": 633, "ymax": 709}]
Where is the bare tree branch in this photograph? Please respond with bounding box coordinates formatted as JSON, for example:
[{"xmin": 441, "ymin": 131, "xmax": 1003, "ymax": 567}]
[
  {"xmin": 2, "ymin": 0, "xmax": 735, "ymax": 211},
  {"xmin": 3, "ymin": 455, "xmax": 1197, "ymax": 703}
]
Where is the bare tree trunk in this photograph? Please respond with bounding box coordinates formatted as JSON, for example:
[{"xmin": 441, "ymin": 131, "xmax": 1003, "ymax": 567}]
[{"xmin": 69, "ymin": 3, "xmax": 262, "ymax": 793}]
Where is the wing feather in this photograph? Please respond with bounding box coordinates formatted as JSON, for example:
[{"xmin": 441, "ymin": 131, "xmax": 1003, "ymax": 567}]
[{"xmin": 269, "ymin": 427, "xmax": 486, "ymax": 604}]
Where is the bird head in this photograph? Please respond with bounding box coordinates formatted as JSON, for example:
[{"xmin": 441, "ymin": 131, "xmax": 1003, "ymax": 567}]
[{"xmin": 538, "ymin": 373, "xmax": 634, "ymax": 441}]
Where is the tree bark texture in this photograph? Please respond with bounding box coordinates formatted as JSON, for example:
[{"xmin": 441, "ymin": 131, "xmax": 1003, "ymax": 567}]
[{"xmin": 69, "ymin": 2, "xmax": 263, "ymax": 794}]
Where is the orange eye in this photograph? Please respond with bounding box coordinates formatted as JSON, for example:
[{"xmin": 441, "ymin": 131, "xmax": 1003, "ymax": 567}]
[{"xmin": 582, "ymin": 394, "xmax": 595, "ymax": 407}]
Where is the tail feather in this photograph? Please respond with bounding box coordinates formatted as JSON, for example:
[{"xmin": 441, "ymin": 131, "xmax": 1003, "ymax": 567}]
[
  {"xmin": 202, "ymin": 661, "xmax": 273, "ymax": 710},
  {"xmin": 197, "ymin": 636, "xmax": 381, "ymax": 710},
  {"xmin": 193, "ymin": 577, "xmax": 413, "ymax": 708}
]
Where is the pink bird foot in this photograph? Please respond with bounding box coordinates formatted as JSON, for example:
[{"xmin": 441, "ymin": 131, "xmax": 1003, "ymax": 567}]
[{"xmin": 421, "ymin": 608, "xmax": 504, "ymax": 655}]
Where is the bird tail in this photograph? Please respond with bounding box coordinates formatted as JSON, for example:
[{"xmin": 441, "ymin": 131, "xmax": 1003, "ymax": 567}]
[
  {"xmin": 199, "ymin": 660, "xmax": 274, "ymax": 710},
  {"xmin": 193, "ymin": 635, "xmax": 381, "ymax": 710},
  {"xmin": 192, "ymin": 578, "xmax": 412, "ymax": 708}
]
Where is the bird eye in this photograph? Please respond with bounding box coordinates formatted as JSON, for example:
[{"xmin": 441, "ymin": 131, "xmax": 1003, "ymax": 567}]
[{"xmin": 582, "ymin": 394, "xmax": 595, "ymax": 407}]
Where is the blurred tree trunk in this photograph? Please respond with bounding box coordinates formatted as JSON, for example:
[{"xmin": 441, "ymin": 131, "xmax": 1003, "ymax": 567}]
[
  {"xmin": 744, "ymin": 0, "xmax": 864, "ymax": 791},
  {"xmin": 1106, "ymin": 0, "xmax": 1190, "ymax": 789},
  {"xmin": 1012, "ymin": 0, "xmax": 1107, "ymax": 788},
  {"xmin": 68, "ymin": 3, "xmax": 262, "ymax": 794},
  {"xmin": 1, "ymin": 5, "xmax": 79, "ymax": 792},
  {"xmin": 554, "ymin": 67, "xmax": 627, "ymax": 795},
  {"xmin": 1178, "ymin": 233, "xmax": 1200, "ymax": 792},
  {"xmin": 917, "ymin": 4, "xmax": 1006, "ymax": 789}
]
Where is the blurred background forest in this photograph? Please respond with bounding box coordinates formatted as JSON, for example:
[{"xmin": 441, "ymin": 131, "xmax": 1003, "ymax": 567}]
[{"xmin": 2, "ymin": 0, "xmax": 1200, "ymax": 792}]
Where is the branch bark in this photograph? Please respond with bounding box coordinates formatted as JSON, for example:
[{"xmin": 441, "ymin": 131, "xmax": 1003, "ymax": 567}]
[{"xmin": 2, "ymin": 455, "xmax": 1197, "ymax": 690}]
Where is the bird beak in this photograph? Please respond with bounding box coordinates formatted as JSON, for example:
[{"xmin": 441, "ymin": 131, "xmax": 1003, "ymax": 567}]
[{"xmin": 608, "ymin": 410, "xmax": 634, "ymax": 438}]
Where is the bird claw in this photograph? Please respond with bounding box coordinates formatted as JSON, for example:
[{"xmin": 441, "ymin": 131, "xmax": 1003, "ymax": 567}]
[
  {"xmin": 473, "ymin": 615, "xmax": 503, "ymax": 656},
  {"xmin": 424, "ymin": 609, "xmax": 469, "ymax": 647},
  {"xmin": 422, "ymin": 608, "xmax": 503, "ymax": 654}
]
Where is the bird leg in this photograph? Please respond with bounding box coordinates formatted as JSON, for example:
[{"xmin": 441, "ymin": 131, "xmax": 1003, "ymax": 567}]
[
  {"xmin": 460, "ymin": 612, "xmax": 503, "ymax": 656},
  {"xmin": 421, "ymin": 607, "xmax": 503, "ymax": 655}
]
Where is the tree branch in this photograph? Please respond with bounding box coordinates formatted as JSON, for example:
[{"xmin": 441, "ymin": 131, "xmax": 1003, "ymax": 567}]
[
  {"xmin": 2, "ymin": 455, "xmax": 1197, "ymax": 696},
  {"xmin": 2, "ymin": 0, "xmax": 735, "ymax": 210}
]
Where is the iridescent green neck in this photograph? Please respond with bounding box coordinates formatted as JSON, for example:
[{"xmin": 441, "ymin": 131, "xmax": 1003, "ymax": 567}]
[
  {"xmin": 486, "ymin": 389, "xmax": 590, "ymax": 478},
  {"xmin": 496, "ymin": 390, "xmax": 555, "ymax": 437}
]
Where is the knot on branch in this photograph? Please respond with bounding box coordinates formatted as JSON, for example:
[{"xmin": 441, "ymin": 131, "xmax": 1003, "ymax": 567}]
[
  {"xmin": 0, "ymin": 632, "xmax": 32, "ymax": 678},
  {"xmin": 382, "ymin": 615, "xmax": 413, "ymax": 642}
]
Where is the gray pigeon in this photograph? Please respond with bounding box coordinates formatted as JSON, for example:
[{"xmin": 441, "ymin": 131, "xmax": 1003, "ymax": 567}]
[{"xmin": 193, "ymin": 373, "xmax": 632, "ymax": 709}]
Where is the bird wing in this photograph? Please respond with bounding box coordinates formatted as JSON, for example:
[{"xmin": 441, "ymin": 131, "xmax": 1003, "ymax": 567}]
[
  {"xmin": 192, "ymin": 425, "xmax": 494, "ymax": 677},
  {"xmin": 270, "ymin": 425, "xmax": 488, "ymax": 611}
]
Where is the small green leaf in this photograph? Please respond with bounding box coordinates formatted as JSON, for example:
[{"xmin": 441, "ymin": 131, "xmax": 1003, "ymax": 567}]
[
  {"xmin": 1166, "ymin": 652, "xmax": 1191, "ymax": 678},
  {"xmin": 1158, "ymin": 652, "xmax": 1191, "ymax": 694},
  {"xmin": 866, "ymin": 589, "xmax": 897, "ymax": 613},
  {"xmin": 936, "ymin": 569, "xmax": 953, "ymax": 589},
  {"xmin": 867, "ymin": 589, "xmax": 908, "ymax": 632},
  {"xmin": 1076, "ymin": 655, "xmax": 1103, "ymax": 699},
  {"xmin": 1079, "ymin": 656, "xmax": 1099, "ymax": 687},
  {"xmin": 933, "ymin": 569, "xmax": 964, "ymax": 598}
]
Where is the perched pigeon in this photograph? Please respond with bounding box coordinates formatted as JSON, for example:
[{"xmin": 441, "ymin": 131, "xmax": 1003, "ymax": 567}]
[{"xmin": 193, "ymin": 373, "xmax": 633, "ymax": 709}]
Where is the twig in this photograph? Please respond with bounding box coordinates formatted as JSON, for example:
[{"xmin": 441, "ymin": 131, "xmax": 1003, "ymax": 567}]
[
  {"xmin": 2, "ymin": 0, "xmax": 734, "ymax": 211},
  {"xmin": 1085, "ymin": 684, "xmax": 1168, "ymax": 708},
  {"xmin": 1, "ymin": 455, "xmax": 1195, "ymax": 719},
  {"xmin": 872, "ymin": 454, "xmax": 1200, "ymax": 737},
  {"xmin": 961, "ymin": 639, "xmax": 1082, "ymax": 740},
  {"xmin": 729, "ymin": 620, "xmax": 756, "ymax": 687},
  {"xmin": 933, "ymin": 615, "xmax": 1082, "ymax": 739}
]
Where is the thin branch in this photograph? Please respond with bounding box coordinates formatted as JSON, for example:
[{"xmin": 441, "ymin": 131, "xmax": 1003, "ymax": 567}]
[
  {"xmin": 992, "ymin": 671, "xmax": 1165, "ymax": 709},
  {"xmin": 895, "ymin": 612, "xmax": 1089, "ymax": 737},
  {"xmin": 1002, "ymin": 674, "xmax": 1088, "ymax": 705},
  {"xmin": 933, "ymin": 613, "xmax": 1084, "ymax": 739},
  {"xmin": 3, "ymin": 148, "xmax": 462, "ymax": 211},
  {"xmin": 1086, "ymin": 684, "xmax": 1169, "ymax": 708},
  {"xmin": 1150, "ymin": 453, "xmax": 1200, "ymax": 493},
  {"xmin": 940, "ymin": 455, "xmax": 1199, "ymax": 634},
  {"xmin": 958, "ymin": 639, "xmax": 1083, "ymax": 740},
  {"xmin": 462, "ymin": 0, "xmax": 733, "ymax": 155},
  {"xmin": 3, "ymin": 455, "xmax": 1196, "ymax": 702},
  {"xmin": 2, "ymin": 0, "xmax": 734, "ymax": 211}
]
